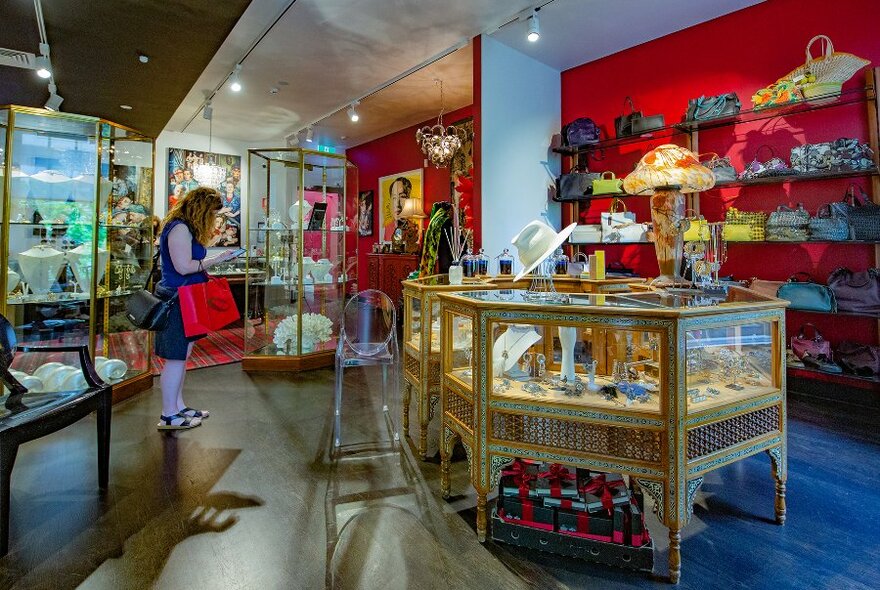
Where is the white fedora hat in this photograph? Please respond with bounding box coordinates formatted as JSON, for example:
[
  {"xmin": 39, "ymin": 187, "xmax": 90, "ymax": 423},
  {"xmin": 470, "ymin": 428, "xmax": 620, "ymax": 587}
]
[{"xmin": 511, "ymin": 220, "xmax": 577, "ymax": 282}]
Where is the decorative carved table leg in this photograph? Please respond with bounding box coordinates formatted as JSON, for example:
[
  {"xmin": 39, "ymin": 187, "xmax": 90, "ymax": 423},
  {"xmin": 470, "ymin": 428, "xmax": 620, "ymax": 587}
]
[
  {"xmin": 440, "ymin": 445, "xmax": 451, "ymax": 500},
  {"xmin": 668, "ymin": 527, "xmax": 682, "ymax": 584},
  {"xmin": 418, "ymin": 422, "xmax": 428, "ymax": 459},
  {"xmin": 476, "ymin": 491, "xmax": 488, "ymax": 543},
  {"xmin": 402, "ymin": 383, "xmax": 411, "ymax": 434},
  {"xmin": 767, "ymin": 447, "xmax": 787, "ymax": 525},
  {"xmin": 774, "ymin": 479, "xmax": 787, "ymax": 525}
]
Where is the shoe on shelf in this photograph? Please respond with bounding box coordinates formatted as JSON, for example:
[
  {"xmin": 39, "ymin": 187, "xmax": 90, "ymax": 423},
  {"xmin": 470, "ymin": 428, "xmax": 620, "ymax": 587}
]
[{"xmin": 800, "ymin": 353, "xmax": 843, "ymax": 374}]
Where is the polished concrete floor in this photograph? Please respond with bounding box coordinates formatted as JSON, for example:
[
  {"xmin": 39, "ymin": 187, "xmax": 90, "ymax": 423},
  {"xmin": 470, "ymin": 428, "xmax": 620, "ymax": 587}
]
[{"xmin": 0, "ymin": 364, "xmax": 878, "ymax": 590}]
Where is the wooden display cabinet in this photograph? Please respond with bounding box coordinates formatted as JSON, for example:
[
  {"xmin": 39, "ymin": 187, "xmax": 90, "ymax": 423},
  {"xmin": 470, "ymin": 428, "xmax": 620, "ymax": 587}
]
[{"xmin": 438, "ymin": 287, "xmax": 788, "ymax": 584}]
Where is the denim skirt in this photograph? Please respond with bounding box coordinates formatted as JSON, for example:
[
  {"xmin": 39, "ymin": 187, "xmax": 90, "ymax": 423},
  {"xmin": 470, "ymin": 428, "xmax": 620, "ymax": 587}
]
[{"xmin": 154, "ymin": 285, "xmax": 205, "ymax": 361}]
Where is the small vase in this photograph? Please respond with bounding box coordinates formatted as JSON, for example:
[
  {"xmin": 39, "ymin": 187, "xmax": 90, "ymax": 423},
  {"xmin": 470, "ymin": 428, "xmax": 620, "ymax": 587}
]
[{"xmin": 448, "ymin": 263, "xmax": 463, "ymax": 285}]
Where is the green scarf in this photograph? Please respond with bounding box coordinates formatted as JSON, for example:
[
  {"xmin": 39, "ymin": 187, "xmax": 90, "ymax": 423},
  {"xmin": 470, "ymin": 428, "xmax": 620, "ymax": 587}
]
[{"xmin": 419, "ymin": 203, "xmax": 452, "ymax": 277}]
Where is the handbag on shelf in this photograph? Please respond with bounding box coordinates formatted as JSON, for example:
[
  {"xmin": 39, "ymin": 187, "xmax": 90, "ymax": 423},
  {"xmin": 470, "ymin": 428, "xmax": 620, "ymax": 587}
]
[
  {"xmin": 701, "ymin": 153, "xmax": 738, "ymax": 183},
  {"xmin": 790, "ymin": 323, "xmax": 832, "ymax": 360},
  {"xmin": 686, "ymin": 93, "xmax": 741, "ymax": 122},
  {"xmin": 787, "ymin": 35, "xmax": 871, "ymax": 89},
  {"xmin": 601, "ymin": 199, "xmax": 648, "ymax": 243},
  {"xmin": 592, "ymin": 171, "xmax": 624, "ymax": 195},
  {"xmin": 766, "ymin": 204, "xmax": 809, "ymax": 241},
  {"xmin": 836, "ymin": 341, "xmax": 880, "ymax": 376},
  {"xmin": 776, "ymin": 272, "xmax": 837, "ymax": 312},
  {"xmin": 562, "ymin": 117, "xmax": 602, "ymax": 147},
  {"xmin": 752, "ymin": 78, "xmax": 804, "ymax": 110},
  {"xmin": 827, "ymin": 267, "xmax": 880, "ymax": 314},
  {"xmin": 722, "ymin": 224, "xmax": 752, "ymax": 242},
  {"xmin": 555, "ymin": 166, "xmax": 601, "ymax": 202},
  {"xmin": 809, "ymin": 204, "xmax": 851, "ymax": 241},
  {"xmin": 748, "ymin": 278, "xmax": 785, "ymax": 298},
  {"xmin": 683, "ymin": 210, "xmax": 709, "ymax": 241},
  {"xmin": 739, "ymin": 146, "xmax": 795, "ymax": 180},
  {"xmin": 178, "ymin": 275, "xmax": 240, "ymax": 338},
  {"xmin": 570, "ymin": 224, "xmax": 603, "ymax": 244},
  {"xmin": 725, "ymin": 207, "xmax": 767, "ymax": 240},
  {"xmin": 844, "ymin": 185, "xmax": 880, "ymax": 241},
  {"xmin": 790, "ymin": 142, "xmax": 833, "ymax": 173},
  {"xmin": 830, "ymin": 138, "xmax": 876, "ymax": 171},
  {"xmin": 125, "ymin": 252, "xmax": 176, "ymax": 331},
  {"xmin": 615, "ymin": 97, "xmax": 665, "ymax": 138}
]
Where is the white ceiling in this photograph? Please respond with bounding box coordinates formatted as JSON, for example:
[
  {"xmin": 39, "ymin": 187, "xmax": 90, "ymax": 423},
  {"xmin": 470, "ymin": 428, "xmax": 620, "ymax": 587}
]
[
  {"xmin": 166, "ymin": 0, "xmax": 532, "ymax": 144},
  {"xmin": 489, "ymin": 0, "xmax": 764, "ymax": 71},
  {"xmin": 168, "ymin": 0, "xmax": 765, "ymax": 147}
]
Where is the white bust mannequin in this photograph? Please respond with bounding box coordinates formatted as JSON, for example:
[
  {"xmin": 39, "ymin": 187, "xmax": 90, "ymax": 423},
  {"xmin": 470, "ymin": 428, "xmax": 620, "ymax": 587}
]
[{"xmin": 492, "ymin": 324, "xmax": 542, "ymax": 377}]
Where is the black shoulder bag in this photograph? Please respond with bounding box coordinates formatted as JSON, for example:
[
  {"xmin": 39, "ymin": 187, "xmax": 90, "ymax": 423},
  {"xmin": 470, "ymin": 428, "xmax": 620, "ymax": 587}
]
[{"xmin": 125, "ymin": 252, "xmax": 176, "ymax": 331}]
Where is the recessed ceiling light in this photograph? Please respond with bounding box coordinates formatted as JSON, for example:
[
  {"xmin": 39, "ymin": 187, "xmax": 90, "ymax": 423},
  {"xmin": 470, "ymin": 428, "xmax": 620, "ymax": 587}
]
[
  {"xmin": 120, "ymin": 104, "xmax": 133, "ymax": 110},
  {"xmin": 138, "ymin": 53, "xmax": 149, "ymax": 64},
  {"xmin": 269, "ymin": 87, "xmax": 279, "ymax": 95}
]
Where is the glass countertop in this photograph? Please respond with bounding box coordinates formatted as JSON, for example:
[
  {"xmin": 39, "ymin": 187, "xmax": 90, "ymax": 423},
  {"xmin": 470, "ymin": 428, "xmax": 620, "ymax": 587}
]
[{"xmin": 451, "ymin": 287, "xmax": 769, "ymax": 310}]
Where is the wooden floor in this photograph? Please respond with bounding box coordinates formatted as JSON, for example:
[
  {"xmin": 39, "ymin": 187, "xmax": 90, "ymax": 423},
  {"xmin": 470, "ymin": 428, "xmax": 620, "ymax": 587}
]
[{"xmin": 0, "ymin": 364, "xmax": 877, "ymax": 590}]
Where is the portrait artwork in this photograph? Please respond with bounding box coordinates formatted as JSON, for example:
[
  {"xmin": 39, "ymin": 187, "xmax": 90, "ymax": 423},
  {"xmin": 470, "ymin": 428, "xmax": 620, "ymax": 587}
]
[
  {"xmin": 378, "ymin": 169, "xmax": 422, "ymax": 243},
  {"xmin": 358, "ymin": 190, "xmax": 374, "ymax": 237}
]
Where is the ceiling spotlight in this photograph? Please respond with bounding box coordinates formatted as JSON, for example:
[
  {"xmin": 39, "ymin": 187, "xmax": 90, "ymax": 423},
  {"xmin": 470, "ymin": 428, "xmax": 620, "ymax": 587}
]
[
  {"xmin": 45, "ymin": 83, "xmax": 63, "ymax": 111},
  {"xmin": 138, "ymin": 53, "xmax": 149, "ymax": 64},
  {"xmin": 203, "ymin": 101, "xmax": 213, "ymax": 120},
  {"xmin": 120, "ymin": 104, "xmax": 133, "ymax": 110},
  {"xmin": 305, "ymin": 126, "xmax": 314, "ymax": 143},
  {"xmin": 285, "ymin": 132, "xmax": 299, "ymax": 147},
  {"xmin": 347, "ymin": 101, "xmax": 360, "ymax": 123},
  {"xmin": 34, "ymin": 55, "xmax": 51, "ymax": 79},
  {"xmin": 230, "ymin": 64, "xmax": 242, "ymax": 92},
  {"xmin": 527, "ymin": 10, "xmax": 540, "ymax": 42}
]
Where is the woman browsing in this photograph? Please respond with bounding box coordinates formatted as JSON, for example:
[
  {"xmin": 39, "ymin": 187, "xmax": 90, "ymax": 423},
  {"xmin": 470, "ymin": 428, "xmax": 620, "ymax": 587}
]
[{"xmin": 154, "ymin": 187, "xmax": 240, "ymax": 430}]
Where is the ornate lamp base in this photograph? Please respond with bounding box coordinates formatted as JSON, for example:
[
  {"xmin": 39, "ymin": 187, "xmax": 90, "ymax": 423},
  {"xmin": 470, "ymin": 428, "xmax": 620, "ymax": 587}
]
[{"xmin": 650, "ymin": 188, "xmax": 686, "ymax": 286}]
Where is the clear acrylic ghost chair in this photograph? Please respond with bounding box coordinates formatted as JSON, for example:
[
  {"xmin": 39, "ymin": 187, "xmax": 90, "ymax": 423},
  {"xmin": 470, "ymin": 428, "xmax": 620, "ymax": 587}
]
[{"xmin": 333, "ymin": 289, "xmax": 400, "ymax": 456}]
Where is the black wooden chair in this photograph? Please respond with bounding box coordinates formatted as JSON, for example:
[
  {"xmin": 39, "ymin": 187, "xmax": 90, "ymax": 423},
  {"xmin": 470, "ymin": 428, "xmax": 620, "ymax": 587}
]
[{"xmin": 0, "ymin": 314, "xmax": 111, "ymax": 556}]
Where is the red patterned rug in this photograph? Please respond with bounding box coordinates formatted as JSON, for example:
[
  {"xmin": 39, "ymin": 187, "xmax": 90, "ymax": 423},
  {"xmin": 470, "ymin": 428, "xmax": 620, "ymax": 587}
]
[{"xmin": 151, "ymin": 327, "xmax": 245, "ymax": 373}]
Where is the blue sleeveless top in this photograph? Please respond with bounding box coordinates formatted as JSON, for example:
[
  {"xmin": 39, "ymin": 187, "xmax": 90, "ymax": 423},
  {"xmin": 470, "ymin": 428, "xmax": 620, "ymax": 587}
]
[{"xmin": 158, "ymin": 219, "xmax": 208, "ymax": 289}]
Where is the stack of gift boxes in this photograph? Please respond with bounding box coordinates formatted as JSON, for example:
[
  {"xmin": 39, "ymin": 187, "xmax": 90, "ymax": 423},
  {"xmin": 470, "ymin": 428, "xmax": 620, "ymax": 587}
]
[{"xmin": 496, "ymin": 459, "xmax": 650, "ymax": 547}]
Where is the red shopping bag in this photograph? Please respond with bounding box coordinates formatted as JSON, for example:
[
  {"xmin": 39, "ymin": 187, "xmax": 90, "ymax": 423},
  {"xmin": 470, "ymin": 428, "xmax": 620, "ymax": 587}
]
[{"xmin": 178, "ymin": 276, "xmax": 240, "ymax": 337}]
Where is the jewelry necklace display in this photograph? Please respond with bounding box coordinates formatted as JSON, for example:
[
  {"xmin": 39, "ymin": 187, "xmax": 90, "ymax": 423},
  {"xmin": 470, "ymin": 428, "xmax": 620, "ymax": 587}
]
[
  {"xmin": 492, "ymin": 325, "xmax": 541, "ymax": 378},
  {"xmin": 17, "ymin": 244, "xmax": 65, "ymax": 295},
  {"xmin": 66, "ymin": 243, "xmax": 110, "ymax": 294}
]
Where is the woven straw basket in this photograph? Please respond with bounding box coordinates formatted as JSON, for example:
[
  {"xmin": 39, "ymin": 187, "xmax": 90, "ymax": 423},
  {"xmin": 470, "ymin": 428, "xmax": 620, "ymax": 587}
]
[{"xmin": 786, "ymin": 35, "xmax": 870, "ymax": 84}]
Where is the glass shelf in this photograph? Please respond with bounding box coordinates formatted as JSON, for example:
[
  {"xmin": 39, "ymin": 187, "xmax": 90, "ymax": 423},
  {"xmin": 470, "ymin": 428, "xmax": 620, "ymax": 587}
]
[
  {"xmin": 674, "ymin": 86, "xmax": 873, "ymax": 133},
  {"xmin": 709, "ymin": 166, "xmax": 878, "ymax": 189},
  {"xmin": 553, "ymin": 126, "xmax": 686, "ymax": 155}
]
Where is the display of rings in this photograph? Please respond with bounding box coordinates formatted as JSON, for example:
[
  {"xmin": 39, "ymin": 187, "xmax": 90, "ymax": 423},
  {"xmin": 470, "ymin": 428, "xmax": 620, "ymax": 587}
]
[{"xmin": 521, "ymin": 382, "xmax": 545, "ymax": 395}]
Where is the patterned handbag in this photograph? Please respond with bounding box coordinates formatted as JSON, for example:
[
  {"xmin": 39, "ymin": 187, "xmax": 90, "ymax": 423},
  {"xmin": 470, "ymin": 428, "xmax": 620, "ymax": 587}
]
[
  {"xmin": 739, "ymin": 146, "xmax": 794, "ymax": 180},
  {"xmin": 766, "ymin": 204, "xmax": 809, "ymax": 241},
  {"xmin": 846, "ymin": 187, "xmax": 880, "ymax": 241},
  {"xmin": 790, "ymin": 142, "xmax": 833, "ymax": 173},
  {"xmin": 830, "ymin": 138, "xmax": 875, "ymax": 171},
  {"xmin": 808, "ymin": 204, "xmax": 851, "ymax": 241},
  {"xmin": 725, "ymin": 207, "xmax": 767, "ymax": 241}
]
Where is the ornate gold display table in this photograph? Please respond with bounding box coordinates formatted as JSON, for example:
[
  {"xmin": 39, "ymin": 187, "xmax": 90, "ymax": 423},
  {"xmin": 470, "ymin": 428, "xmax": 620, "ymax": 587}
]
[
  {"xmin": 437, "ymin": 287, "xmax": 787, "ymax": 584},
  {"xmin": 402, "ymin": 274, "xmax": 648, "ymax": 458}
]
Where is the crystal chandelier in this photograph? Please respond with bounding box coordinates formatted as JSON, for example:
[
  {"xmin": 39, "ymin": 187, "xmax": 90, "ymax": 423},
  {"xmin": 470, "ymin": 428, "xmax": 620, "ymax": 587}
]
[
  {"xmin": 193, "ymin": 101, "xmax": 227, "ymax": 186},
  {"xmin": 416, "ymin": 79, "xmax": 464, "ymax": 168}
]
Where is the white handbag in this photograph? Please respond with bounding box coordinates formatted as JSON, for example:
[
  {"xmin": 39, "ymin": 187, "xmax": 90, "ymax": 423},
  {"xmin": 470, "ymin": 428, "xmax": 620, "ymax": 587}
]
[
  {"xmin": 601, "ymin": 199, "xmax": 648, "ymax": 243},
  {"xmin": 570, "ymin": 224, "xmax": 603, "ymax": 244}
]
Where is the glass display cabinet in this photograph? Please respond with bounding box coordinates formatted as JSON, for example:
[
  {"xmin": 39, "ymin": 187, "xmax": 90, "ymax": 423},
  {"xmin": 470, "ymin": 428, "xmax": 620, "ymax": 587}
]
[
  {"xmin": 437, "ymin": 287, "xmax": 787, "ymax": 584},
  {"xmin": 242, "ymin": 148, "xmax": 357, "ymax": 371},
  {"xmin": 401, "ymin": 275, "xmax": 495, "ymax": 458},
  {"xmin": 0, "ymin": 106, "xmax": 155, "ymax": 401}
]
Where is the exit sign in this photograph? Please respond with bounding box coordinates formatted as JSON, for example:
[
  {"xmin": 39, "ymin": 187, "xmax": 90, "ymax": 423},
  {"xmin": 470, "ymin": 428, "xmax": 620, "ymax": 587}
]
[{"xmin": 316, "ymin": 144, "xmax": 335, "ymax": 153}]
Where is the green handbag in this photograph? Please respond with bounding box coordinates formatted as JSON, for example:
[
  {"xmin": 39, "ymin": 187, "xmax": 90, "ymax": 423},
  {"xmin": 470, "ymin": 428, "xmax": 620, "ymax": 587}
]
[{"xmin": 592, "ymin": 171, "xmax": 623, "ymax": 196}]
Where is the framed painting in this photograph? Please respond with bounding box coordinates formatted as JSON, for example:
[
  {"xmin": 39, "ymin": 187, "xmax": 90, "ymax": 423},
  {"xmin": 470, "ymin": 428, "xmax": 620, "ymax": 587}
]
[
  {"xmin": 378, "ymin": 169, "xmax": 422, "ymax": 242},
  {"xmin": 358, "ymin": 190, "xmax": 374, "ymax": 236},
  {"xmin": 167, "ymin": 148, "xmax": 242, "ymax": 246}
]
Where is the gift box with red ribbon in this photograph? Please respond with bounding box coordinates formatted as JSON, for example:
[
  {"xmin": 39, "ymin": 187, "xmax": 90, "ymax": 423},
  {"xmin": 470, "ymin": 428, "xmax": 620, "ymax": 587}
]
[
  {"xmin": 498, "ymin": 496, "xmax": 555, "ymax": 531},
  {"xmin": 628, "ymin": 499, "xmax": 650, "ymax": 547},
  {"xmin": 557, "ymin": 507, "xmax": 614, "ymax": 542},
  {"xmin": 500, "ymin": 459, "xmax": 542, "ymax": 499},
  {"xmin": 535, "ymin": 463, "xmax": 579, "ymax": 499},
  {"xmin": 542, "ymin": 496, "xmax": 589, "ymax": 511},
  {"xmin": 578, "ymin": 470, "xmax": 631, "ymax": 512}
]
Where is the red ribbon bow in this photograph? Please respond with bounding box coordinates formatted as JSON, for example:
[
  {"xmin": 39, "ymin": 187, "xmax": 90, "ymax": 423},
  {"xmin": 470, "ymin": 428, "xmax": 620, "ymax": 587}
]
[
  {"xmin": 501, "ymin": 460, "xmax": 528, "ymax": 478},
  {"xmin": 582, "ymin": 474, "xmax": 624, "ymax": 511},
  {"xmin": 538, "ymin": 463, "xmax": 575, "ymax": 483},
  {"xmin": 514, "ymin": 472, "xmax": 536, "ymax": 497}
]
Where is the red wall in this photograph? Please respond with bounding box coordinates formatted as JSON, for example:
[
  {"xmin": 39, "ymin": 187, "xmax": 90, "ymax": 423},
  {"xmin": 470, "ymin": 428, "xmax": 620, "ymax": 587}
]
[
  {"xmin": 347, "ymin": 104, "xmax": 473, "ymax": 287},
  {"xmin": 562, "ymin": 0, "xmax": 880, "ymax": 346}
]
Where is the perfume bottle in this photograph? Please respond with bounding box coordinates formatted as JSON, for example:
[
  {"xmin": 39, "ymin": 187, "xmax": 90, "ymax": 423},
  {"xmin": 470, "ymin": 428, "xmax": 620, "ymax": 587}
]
[
  {"xmin": 476, "ymin": 248, "xmax": 490, "ymax": 276},
  {"xmin": 461, "ymin": 248, "xmax": 477, "ymax": 278},
  {"xmin": 497, "ymin": 248, "xmax": 514, "ymax": 276},
  {"xmin": 552, "ymin": 248, "xmax": 569, "ymax": 275}
]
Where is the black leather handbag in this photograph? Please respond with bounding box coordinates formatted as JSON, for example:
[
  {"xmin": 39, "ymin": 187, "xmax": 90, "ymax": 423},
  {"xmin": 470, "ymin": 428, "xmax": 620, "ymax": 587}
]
[
  {"xmin": 615, "ymin": 97, "xmax": 665, "ymax": 138},
  {"xmin": 686, "ymin": 93, "xmax": 741, "ymax": 121},
  {"xmin": 555, "ymin": 167, "xmax": 600, "ymax": 202},
  {"xmin": 562, "ymin": 117, "xmax": 601, "ymax": 147},
  {"xmin": 125, "ymin": 253, "xmax": 176, "ymax": 331}
]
